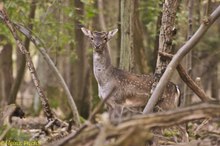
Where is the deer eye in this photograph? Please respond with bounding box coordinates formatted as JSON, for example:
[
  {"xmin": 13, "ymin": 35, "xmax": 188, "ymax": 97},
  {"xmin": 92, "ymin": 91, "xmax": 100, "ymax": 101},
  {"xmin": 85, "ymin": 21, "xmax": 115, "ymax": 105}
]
[
  {"xmin": 104, "ymin": 38, "xmax": 107, "ymax": 41},
  {"xmin": 91, "ymin": 38, "xmax": 94, "ymax": 40}
]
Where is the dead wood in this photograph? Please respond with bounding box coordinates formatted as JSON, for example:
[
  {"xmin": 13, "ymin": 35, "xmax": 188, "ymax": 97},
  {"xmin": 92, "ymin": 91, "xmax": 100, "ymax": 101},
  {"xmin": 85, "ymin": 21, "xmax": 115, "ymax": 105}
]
[
  {"xmin": 0, "ymin": 4, "xmax": 54, "ymax": 121},
  {"xmin": 44, "ymin": 102, "xmax": 220, "ymax": 146},
  {"xmin": 0, "ymin": 1, "xmax": 81, "ymax": 126},
  {"xmin": 143, "ymin": 5, "xmax": 220, "ymax": 114},
  {"xmin": 158, "ymin": 51, "xmax": 212, "ymax": 102}
]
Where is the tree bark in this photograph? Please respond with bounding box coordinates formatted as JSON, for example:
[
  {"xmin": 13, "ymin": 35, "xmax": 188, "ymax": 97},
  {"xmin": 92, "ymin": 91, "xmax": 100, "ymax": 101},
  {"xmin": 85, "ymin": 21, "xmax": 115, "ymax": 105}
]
[
  {"xmin": 98, "ymin": 0, "xmax": 119, "ymax": 67},
  {"xmin": 211, "ymin": 64, "xmax": 219, "ymax": 99},
  {"xmin": 153, "ymin": 3, "xmax": 163, "ymax": 72},
  {"xmin": 72, "ymin": 0, "xmax": 90, "ymax": 118},
  {"xmin": 133, "ymin": 0, "xmax": 149, "ymax": 73},
  {"xmin": 183, "ymin": 0, "xmax": 194, "ymax": 106},
  {"xmin": 119, "ymin": 0, "xmax": 135, "ymax": 72},
  {"xmin": 0, "ymin": 36, "xmax": 13, "ymax": 106},
  {"xmin": 153, "ymin": 0, "xmax": 179, "ymax": 89}
]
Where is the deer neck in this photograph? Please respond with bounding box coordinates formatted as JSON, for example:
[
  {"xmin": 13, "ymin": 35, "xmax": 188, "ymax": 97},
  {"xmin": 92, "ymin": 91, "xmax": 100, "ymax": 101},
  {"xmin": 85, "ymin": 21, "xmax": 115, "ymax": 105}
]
[{"xmin": 93, "ymin": 45, "xmax": 112, "ymax": 86}]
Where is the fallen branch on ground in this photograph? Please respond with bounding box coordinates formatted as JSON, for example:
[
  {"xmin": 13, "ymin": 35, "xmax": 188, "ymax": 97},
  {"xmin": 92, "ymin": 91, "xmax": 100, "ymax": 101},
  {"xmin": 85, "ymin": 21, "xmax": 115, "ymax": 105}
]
[{"xmin": 45, "ymin": 102, "xmax": 220, "ymax": 146}]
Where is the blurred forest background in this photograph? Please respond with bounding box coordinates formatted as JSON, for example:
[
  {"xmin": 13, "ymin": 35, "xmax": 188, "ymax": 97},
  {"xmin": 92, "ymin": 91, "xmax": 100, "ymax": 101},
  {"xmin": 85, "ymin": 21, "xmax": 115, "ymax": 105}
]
[{"xmin": 0, "ymin": 0, "xmax": 219, "ymax": 121}]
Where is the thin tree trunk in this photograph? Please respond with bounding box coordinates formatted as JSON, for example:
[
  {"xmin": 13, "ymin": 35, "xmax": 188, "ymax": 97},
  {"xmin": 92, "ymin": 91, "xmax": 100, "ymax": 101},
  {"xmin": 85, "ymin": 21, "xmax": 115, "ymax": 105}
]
[
  {"xmin": 211, "ymin": 64, "xmax": 219, "ymax": 99},
  {"xmin": 0, "ymin": 36, "xmax": 13, "ymax": 106},
  {"xmin": 183, "ymin": 0, "xmax": 194, "ymax": 106},
  {"xmin": 98, "ymin": 0, "xmax": 106, "ymax": 31},
  {"xmin": 72, "ymin": 0, "xmax": 90, "ymax": 118},
  {"xmin": 133, "ymin": 0, "xmax": 149, "ymax": 73},
  {"xmin": 8, "ymin": 0, "xmax": 36, "ymax": 104},
  {"xmin": 153, "ymin": 3, "xmax": 163, "ymax": 72},
  {"xmin": 195, "ymin": 0, "xmax": 201, "ymax": 27}
]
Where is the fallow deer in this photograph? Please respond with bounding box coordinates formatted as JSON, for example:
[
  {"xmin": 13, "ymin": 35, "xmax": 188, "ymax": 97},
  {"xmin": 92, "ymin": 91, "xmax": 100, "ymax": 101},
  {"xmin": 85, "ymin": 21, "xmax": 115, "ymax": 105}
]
[{"xmin": 81, "ymin": 27, "xmax": 180, "ymax": 122}]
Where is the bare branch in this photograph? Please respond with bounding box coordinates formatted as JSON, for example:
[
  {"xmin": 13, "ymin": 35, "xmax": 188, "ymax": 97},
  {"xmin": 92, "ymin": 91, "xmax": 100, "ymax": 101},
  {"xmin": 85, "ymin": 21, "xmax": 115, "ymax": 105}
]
[
  {"xmin": 12, "ymin": 23, "xmax": 81, "ymax": 127},
  {"xmin": 143, "ymin": 5, "xmax": 220, "ymax": 114},
  {"xmin": 158, "ymin": 51, "xmax": 212, "ymax": 102},
  {"xmin": 0, "ymin": 5, "xmax": 54, "ymax": 121},
  {"xmin": 0, "ymin": 5, "xmax": 81, "ymax": 126}
]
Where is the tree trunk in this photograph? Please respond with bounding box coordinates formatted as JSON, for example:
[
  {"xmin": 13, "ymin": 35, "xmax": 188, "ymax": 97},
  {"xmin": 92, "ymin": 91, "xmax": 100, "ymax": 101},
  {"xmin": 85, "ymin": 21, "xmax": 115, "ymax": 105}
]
[
  {"xmin": 152, "ymin": 0, "xmax": 179, "ymax": 90},
  {"xmin": 133, "ymin": 0, "xmax": 149, "ymax": 74},
  {"xmin": 183, "ymin": 0, "xmax": 194, "ymax": 106},
  {"xmin": 8, "ymin": 0, "xmax": 36, "ymax": 104},
  {"xmin": 119, "ymin": 0, "xmax": 135, "ymax": 72},
  {"xmin": 98, "ymin": 0, "xmax": 119, "ymax": 67},
  {"xmin": 211, "ymin": 64, "xmax": 219, "ymax": 99},
  {"xmin": 153, "ymin": 3, "xmax": 163, "ymax": 72},
  {"xmin": 71, "ymin": 0, "xmax": 91, "ymax": 118},
  {"xmin": 0, "ymin": 36, "xmax": 13, "ymax": 106}
]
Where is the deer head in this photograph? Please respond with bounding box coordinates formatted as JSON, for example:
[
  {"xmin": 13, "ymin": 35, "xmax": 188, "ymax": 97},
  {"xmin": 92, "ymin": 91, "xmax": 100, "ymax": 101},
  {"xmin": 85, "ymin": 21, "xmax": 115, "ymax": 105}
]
[{"xmin": 81, "ymin": 27, "xmax": 118, "ymax": 52}]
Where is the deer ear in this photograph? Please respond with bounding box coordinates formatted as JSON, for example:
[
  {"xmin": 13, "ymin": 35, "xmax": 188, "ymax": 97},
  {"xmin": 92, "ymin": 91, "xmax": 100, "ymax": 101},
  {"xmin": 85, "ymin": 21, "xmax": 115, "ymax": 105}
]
[
  {"xmin": 107, "ymin": 29, "xmax": 118, "ymax": 39},
  {"xmin": 81, "ymin": 27, "xmax": 92, "ymax": 37}
]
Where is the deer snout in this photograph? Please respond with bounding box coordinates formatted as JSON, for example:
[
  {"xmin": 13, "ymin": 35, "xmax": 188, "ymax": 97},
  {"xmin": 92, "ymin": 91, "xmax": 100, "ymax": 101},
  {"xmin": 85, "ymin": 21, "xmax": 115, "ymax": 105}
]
[
  {"xmin": 94, "ymin": 44, "xmax": 103, "ymax": 51},
  {"xmin": 95, "ymin": 45, "xmax": 101, "ymax": 49}
]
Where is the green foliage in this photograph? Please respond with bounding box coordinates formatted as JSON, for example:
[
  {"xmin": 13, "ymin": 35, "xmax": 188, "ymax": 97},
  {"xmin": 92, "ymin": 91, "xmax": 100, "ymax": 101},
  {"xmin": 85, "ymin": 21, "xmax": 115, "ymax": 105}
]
[
  {"xmin": 47, "ymin": 86, "xmax": 61, "ymax": 108},
  {"xmin": 1, "ymin": 0, "xmax": 97, "ymax": 61},
  {"xmin": 163, "ymin": 128, "xmax": 180, "ymax": 137},
  {"xmin": 0, "ymin": 1, "xmax": 29, "ymax": 43},
  {"xmin": 140, "ymin": 0, "xmax": 162, "ymax": 26},
  {"xmin": 80, "ymin": 0, "xmax": 97, "ymax": 26},
  {"xmin": 0, "ymin": 126, "xmax": 30, "ymax": 141},
  {"xmin": 139, "ymin": 0, "xmax": 162, "ymax": 52}
]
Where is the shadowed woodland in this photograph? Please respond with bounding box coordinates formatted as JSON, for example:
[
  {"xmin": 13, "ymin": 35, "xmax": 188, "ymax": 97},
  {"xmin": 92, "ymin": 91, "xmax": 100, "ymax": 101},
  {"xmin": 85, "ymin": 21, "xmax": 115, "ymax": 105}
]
[{"xmin": 0, "ymin": 0, "xmax": 220, "ymax": 146}]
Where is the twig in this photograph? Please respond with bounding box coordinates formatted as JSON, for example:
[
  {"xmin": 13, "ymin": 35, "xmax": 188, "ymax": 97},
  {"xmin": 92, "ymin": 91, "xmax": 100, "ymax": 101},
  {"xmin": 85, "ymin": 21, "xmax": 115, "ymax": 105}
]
[
  {"xmin": 158, "ymin": 51, "xmax": 212, "ymax": 102},
  {"xmin": 194, "ymin": 119, "xmax": 209, "ymax": 135},
  {"xmin": 143, "ymin": 5, "xmax": 220, "ymax": 114},
  {"xmin": 0, "ymin": 3, "xmax": 54, "ymax": 121}
]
